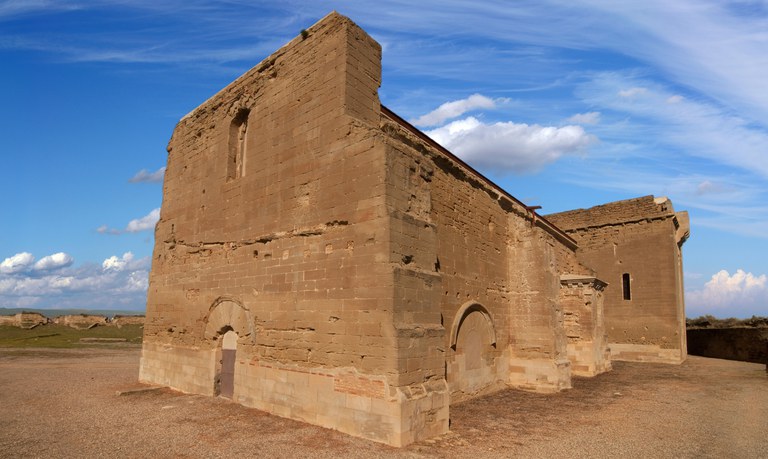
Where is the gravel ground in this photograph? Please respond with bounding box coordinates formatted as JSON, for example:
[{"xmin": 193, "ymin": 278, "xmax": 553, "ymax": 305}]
[{"xmin": 0, "ymin": 347, "xmax": 766, "ymax": 458}]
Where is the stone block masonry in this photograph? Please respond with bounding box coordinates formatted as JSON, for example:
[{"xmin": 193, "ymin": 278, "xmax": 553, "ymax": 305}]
[
  {"xmin": 141, "ymin": 12, "xmax": 447, "ymax": 446},
  {"xmin": 140, "ymin": 11, "xmax": 688, "ymax": 446},
  {"xmin": 547, "ymin": 196, "xmax": 689, "ymax": 364}
]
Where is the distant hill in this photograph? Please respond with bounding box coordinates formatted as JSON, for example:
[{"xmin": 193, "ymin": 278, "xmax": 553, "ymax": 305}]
[{"xmin": 0, "ymin": 307, "xmax": 145, "ymax": 318}]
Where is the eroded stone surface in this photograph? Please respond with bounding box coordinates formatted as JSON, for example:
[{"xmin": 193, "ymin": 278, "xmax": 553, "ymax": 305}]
[
  {"xmin": 548, "ymin": 196, "xmax": 689, "ymax": 364},
  {"xmin": 139, "ymin": 12, "xmax": 687, "ymax": 446}
]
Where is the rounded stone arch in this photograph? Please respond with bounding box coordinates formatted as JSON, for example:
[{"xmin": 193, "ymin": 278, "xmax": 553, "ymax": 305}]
[
  {"xmin": 203, "ymin": 296, "xmax": 255, "ymax": 343},
  {"xmin": 449, "ymin": 301, "xmax": 497, "ymax": 351}
]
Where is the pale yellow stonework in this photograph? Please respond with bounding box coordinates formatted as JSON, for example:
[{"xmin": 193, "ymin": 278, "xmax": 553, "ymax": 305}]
[
  {"xmin": 140, "ymin": 12, "xmax": 688, "ymax": 446},
  {"xmin": 548, "ymin": 196, "xmax": 689, "ymax": 364}
]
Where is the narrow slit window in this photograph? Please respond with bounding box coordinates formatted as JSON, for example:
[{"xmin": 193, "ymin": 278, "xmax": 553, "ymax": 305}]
[
  {"xmin": 227, "ymin": 109, "xmax": 250, "ymax": 181},
  {"xmin": 622, "ymin": 273, "xmax": 632, "ymax": 300}
]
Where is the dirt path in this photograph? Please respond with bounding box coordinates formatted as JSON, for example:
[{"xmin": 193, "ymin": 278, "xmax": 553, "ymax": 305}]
[{"xmin": 0, "ymin": 348, "xmax": 765, "ymax": 458}]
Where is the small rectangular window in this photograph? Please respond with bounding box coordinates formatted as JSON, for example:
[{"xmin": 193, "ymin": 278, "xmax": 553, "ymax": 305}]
[{"xmin": 622, "ymin": 273, "xmax": 631, "ymax": 300}]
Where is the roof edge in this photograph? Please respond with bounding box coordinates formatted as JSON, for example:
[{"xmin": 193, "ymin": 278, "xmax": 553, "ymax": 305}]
[{"xmin": 380, "ymin": 105, "xmax": 578, "ymax": 250}]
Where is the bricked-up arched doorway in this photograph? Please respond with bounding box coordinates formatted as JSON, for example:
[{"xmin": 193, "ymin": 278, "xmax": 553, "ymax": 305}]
[
  {"xmin": 218, "ymin": 330, "xmax": 238, "ymax": 398},
  {"xmin": 448, "ymin": 301, "xmax": 498, "ymax": 396}
]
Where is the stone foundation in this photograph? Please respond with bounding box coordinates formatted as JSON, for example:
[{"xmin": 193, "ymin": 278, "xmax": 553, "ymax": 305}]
[
  {"xmin": 140, "ymin": 342, "xmax": 448, "ymax": 446},
  {"xmin": 507, "ymin": 357, "xmax": 572, "ymax": 393},
  {"xmin": 609, "ymin": 343, "xmax": 685, "ymax": 364}
]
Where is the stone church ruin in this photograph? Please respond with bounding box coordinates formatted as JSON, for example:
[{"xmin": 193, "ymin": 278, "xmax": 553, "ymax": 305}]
[
  {"xmin": 140, "ymin": 12, "xmax": 689, "ymax": 446},
  {"xmin": 547, "ymin": 196, "xmax": 690, "ymax": 363}
]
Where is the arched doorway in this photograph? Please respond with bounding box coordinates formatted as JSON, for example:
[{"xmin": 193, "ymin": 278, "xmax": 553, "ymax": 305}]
[
  {"xmin": 217, "ymin": 329, "xmax": 238, "ymax": 398},
  {"xmin": 448, "ymin": 301, "xmax": 498, "ymax": 396},
  {"xmin": 203, "ymin": 297, "xmax": 253, "ymax": 398}
]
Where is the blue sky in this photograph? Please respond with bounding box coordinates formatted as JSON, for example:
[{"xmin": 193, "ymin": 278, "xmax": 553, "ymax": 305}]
[{"xmin": 1, "ymin": 0, "xmax": 766, "ymax": 318}]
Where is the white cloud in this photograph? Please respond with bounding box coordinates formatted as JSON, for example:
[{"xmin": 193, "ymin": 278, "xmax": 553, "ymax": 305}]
[
  {"xmin": 0, "ymin": 253, "xmax": 151, "ymax": 310},
  {"xmin": 425, "ymin": 116, "xmax": 596, "ymax": 173},
  {"xmin": 567, "ymin": 112, "xmax": 601, "ymax": 125},
  {"xmin": 125, "ymin": 208, "xmax": 161, "ymax": 233},
  {"xmin": 618, "ymin": 87, "xmax": 647, "ymax": 98},
  {"xmin": 33, "ymin": 252, "xmax": 73, "ymax": 271},
  {"xmin": 129, "ymin": 166, "xmax": 166, "ymax": 183},
  {"xmin": 124, "ymin": 270, "xmax": 149, "ymax": 291},
  {"xmin": 103, "ymin": 252, "xmax": 134, "ymax": 272},
  {"xmin": 687, "ymin": 269, "xmax": 767, "ymax": 317},
  {"xmin": 96, "ymin": 225, "xmax": 121, "ymax": 235},
  {"xmin": 411, "ymin": 94, "xmax": 499, "ymax": 127},
  {"xmin": 0, "ymin": 252, "xmax": 35, "ymax": 274},
  {"xmin": 98, "ymin": 208, "xmax": 161, "ymax": 235}
]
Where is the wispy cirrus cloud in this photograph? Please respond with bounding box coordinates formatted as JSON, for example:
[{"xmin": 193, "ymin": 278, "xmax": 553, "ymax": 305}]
[
  {"xmin": 0, "ymin": 1, "xmax": 297, "ymax": 69},
  {"xmin": 549, "ymin": 69, "xmax": 768, "ymax": 241},
  {"xmin": 559, "ymin": 160, "xmax": 768, "ymax": 239},
  {"xmin": 4, "ymin": 1, "xmax": 764, "ymax": 131},
  {"xmin": 0, "ymin": 0, "xmax": 81, "ymax": 19},
  {"xmin": 576, "ymin": 71, "xmax": 768, "ymax": 178},
  {"xmin": 567, "ymin": 112, "xmax": 600, "ymax": 125}
]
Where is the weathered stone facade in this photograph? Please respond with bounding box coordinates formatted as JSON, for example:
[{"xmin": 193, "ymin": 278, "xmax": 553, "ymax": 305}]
[
  {"xmin": 560, "ymin": 275, "xmax": 611, "ymax": 376},
  {"xmin": 547, "ymin": 196, "xmax": 689, "ymax": 363},
  {"xmin": 140, "ymin": 12, "xmax": 685, "ymax": 446}
]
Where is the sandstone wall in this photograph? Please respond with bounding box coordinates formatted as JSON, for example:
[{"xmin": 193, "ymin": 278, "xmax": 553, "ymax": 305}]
[
  {"xmin": 687, "ymin": 328, "xmax": 768, "ymax": 365},
  {"xmin": 140, "ymin": 13, "xmax": 447, "ymax": 447},
  {"xmin": 548, "ymin": 195, "xmax": 672, "ymax": 229},
  {"xmin": 560, "ymin": 276, "xmax": 611, "ymax": 376},
  {"xmin": 0, "ymin": 315, "xmax": 18, "ymax": 326},
  {"xmin": 139, "ymin": 11, "xmax": 620, "ymax": 446},
  {"xmin": 15, "ymin": 312, "xmax": 51, "ymax": 328},
  {"xmin": 380, "ymin": 111, "xmax": 574, "ymax": 396},
  {"xmin": 547, "ymin": 196, "xmax": 688, "ymax": 363}
]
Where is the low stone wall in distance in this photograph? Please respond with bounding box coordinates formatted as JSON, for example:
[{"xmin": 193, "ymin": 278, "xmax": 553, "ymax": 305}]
[
  {"xmin": 0, "ymin": 313, "xmax": 144, "ymax": 329},
  {"xmin": 54, "ymin": 315, "xmax": 109, "ymax": 329},
  {"xmin": 687, "ymin": 328, "xmax": 768, "ymax": 364},
  {"xmin": 0, "ymin": 313, "xmax": 49, "ymax": 329},
  {"xmin": 111, "ymin": 315, "xmax": 145, "ymax": 327}
]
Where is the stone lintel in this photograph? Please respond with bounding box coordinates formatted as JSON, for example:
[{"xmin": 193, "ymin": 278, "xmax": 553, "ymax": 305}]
[{"xmin": 560, "ymin": 274, "xmax": 608, "ymax": 291}]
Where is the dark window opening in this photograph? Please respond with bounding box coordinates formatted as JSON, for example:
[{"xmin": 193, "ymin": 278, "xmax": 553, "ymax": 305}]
[
  {"xmin": 622, "ymin": 273, "xmax": 632, "ymax": 300},
  {"xmin": 227, "ymin": 109, "xmax": 250, "ymax": 181}
]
